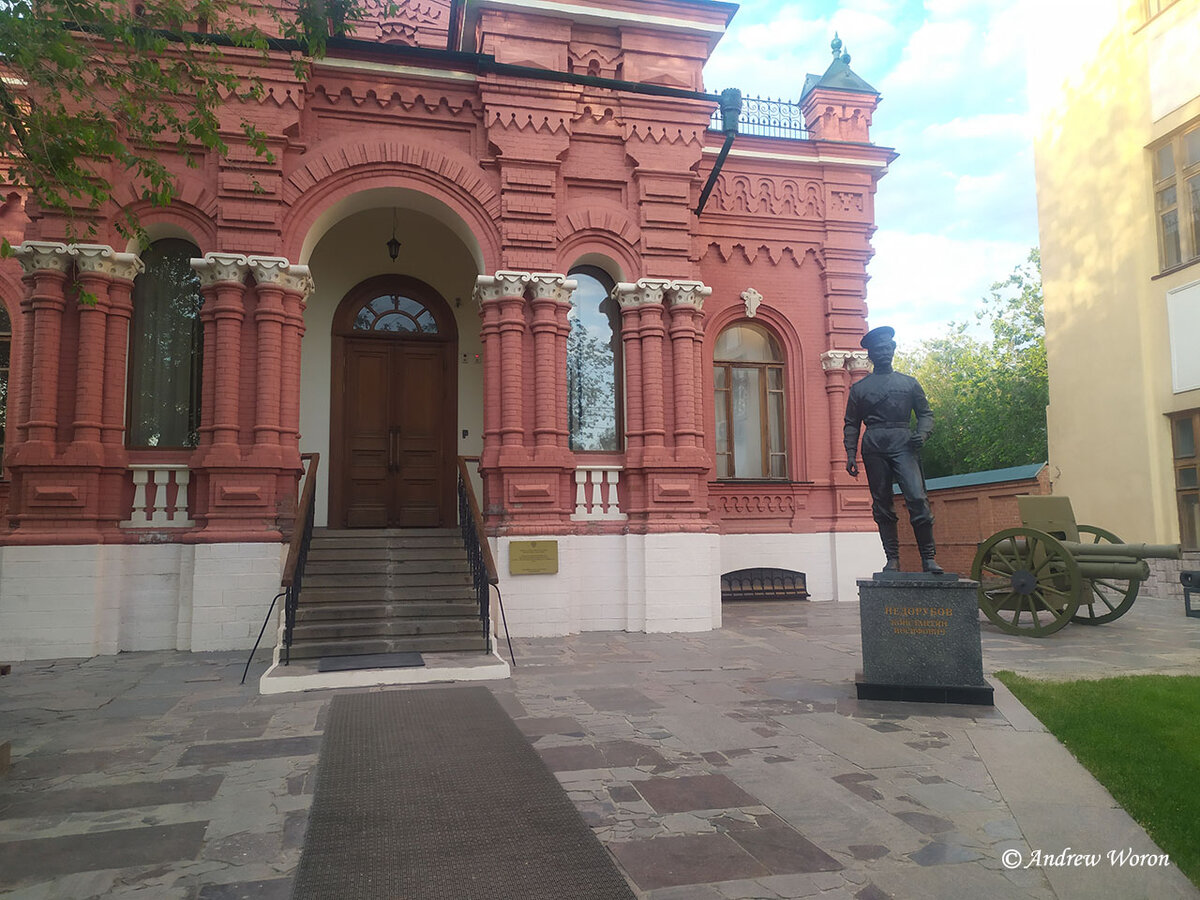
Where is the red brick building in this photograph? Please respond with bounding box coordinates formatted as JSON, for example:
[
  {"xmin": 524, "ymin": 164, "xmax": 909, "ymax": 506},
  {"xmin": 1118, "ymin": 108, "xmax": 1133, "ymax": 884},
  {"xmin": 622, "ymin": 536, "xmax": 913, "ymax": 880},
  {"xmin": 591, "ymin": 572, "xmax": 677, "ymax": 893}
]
[{"xmin": 0, "ymin": 0, "xmax": 894, "ymax": 660}]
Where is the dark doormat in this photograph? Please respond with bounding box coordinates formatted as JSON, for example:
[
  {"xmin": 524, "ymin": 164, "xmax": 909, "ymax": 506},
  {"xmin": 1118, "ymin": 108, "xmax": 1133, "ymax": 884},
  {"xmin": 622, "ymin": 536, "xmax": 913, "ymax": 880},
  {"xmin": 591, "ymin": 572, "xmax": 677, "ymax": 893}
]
[
  {"xmin": 291, "ymin": 687, "xmax": 636, "ymax": 900},
  {"xmin": 316, "ymin": 652, "xmax": 425, "ymax": 673}
]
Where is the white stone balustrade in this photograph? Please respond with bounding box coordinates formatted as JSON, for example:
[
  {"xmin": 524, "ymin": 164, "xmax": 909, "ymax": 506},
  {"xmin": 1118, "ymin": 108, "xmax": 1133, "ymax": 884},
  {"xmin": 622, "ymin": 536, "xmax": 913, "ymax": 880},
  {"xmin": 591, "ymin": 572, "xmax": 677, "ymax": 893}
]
[
  {"xmin": 120, "ymin": 465, "xmax": 195, "ymax": 528},
  {"xmin": 571, "ymin": 466, "xmax": 626, "ymax": 521}
]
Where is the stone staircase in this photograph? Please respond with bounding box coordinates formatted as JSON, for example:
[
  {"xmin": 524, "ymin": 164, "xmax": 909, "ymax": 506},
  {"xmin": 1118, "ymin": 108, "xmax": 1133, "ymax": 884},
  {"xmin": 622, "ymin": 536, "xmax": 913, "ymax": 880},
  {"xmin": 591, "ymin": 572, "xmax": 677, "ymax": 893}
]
[{"xmin": 287, "ymin": 528, "xmax": 489, "ymax": 660}]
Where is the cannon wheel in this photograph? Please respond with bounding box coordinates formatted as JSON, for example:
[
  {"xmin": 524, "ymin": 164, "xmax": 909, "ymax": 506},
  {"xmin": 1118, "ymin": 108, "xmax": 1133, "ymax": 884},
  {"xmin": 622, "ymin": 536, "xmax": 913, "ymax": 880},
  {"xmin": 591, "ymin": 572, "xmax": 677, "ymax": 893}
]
[
  {"xmin": 1070, "ymin": 525, "xmax": 1140, "ymax": 625},
  {"xmin": 971, "ymin": 527, "xmax": 1081, "ymax": 636}
]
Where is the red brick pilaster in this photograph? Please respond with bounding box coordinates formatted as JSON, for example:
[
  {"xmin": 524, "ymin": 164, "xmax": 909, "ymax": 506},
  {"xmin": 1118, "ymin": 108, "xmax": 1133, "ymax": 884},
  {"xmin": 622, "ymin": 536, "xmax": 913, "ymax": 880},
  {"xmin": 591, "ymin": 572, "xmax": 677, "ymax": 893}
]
[
  {"xmin": 821, "ymin": 350, "xmax": 852, "ymax": 481},
  {"xmin": 277, "ymin": 266, "xmax": 312, "ymax": 461},
  {"xmin": 528, "ymin": 273, "xmax": 575, "ymax": 454},
  {"xmin": 66, "ymin": 245, "xmax": 116, "ymax": 463},
  {"xmin": 246, "ymin": 257, "xmax": 288, "ymax": 464},
  {"xmin": 666, "ymin": 280, "xmax": 710, "ymax": 458},
  {"xmin": 14, "ymin": 242, "xmax": 71, "ymax": 449},
  {"xmin": 101, "ymin": 254, "xmax": 143, "ymax": 453},
  {"xmin": 192, "ymin": 253, "xmax": 250, "ymax": 467}
]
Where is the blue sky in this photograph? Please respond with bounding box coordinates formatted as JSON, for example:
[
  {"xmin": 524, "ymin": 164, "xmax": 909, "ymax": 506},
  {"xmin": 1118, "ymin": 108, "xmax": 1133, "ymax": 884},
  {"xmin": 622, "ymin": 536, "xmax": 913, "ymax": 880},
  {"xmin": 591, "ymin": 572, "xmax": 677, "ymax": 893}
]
[{"xmin": 702, "ymin": 0, "xmax": 1039, "ymax": 349}]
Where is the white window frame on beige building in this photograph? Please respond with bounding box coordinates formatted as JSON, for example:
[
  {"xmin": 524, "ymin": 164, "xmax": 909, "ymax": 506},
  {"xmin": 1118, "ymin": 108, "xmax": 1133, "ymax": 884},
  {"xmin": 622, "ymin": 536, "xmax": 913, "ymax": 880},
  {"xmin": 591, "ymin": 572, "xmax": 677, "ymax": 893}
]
[{"xmin": 1152, "ymin": 122, "xmax": 1200, "ymax": 271}]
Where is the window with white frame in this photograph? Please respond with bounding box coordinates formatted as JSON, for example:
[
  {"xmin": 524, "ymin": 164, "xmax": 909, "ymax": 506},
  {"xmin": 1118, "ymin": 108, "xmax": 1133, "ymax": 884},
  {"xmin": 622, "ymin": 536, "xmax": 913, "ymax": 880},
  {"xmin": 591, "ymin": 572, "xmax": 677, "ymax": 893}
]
[
  {"xmin": 1153, "ymin": 124, "xmax": 1200, "ymax": 271},
  {"xmin": 713, "ymin": 322, "xmax": 788, "ymax": 479}
]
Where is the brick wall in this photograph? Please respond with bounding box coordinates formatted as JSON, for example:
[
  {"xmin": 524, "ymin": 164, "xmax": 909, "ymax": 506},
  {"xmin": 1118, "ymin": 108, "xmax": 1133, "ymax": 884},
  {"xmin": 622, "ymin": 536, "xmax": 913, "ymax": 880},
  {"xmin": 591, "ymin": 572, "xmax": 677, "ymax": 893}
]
[{"xmin": 897, "ymin": 465, "xmax": 1051, "ymax": 576}]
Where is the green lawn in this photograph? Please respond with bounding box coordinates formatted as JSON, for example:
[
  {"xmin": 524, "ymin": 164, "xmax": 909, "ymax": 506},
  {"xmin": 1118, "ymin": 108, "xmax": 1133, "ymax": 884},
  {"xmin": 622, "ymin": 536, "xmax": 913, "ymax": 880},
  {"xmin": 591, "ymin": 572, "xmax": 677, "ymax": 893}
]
[{"xmin": 996, "ymin": 672, "xmax": 1200, "ymax": 888}]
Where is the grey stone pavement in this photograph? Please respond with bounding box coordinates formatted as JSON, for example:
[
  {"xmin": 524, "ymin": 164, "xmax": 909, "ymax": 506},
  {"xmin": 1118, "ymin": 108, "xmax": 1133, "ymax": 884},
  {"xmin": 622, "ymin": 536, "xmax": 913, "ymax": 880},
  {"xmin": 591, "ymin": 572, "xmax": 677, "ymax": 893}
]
[{"xmin": 1, "ymin": 594, "xmax": 1198, "ymax": 900}]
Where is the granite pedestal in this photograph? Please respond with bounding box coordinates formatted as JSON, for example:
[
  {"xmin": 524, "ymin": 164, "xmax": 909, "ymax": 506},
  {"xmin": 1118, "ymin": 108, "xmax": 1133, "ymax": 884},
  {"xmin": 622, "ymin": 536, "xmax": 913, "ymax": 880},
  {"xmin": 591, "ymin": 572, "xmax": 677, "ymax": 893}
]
[{"xmin": 856, "ymin": 574, "xmax": 993, "ymax": 705}]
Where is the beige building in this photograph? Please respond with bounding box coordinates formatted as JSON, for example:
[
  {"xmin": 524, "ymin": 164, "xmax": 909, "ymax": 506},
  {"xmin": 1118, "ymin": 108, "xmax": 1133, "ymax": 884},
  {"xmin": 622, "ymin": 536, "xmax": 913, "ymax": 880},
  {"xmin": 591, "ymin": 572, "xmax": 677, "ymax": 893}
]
[{"xmin": 1030, "ymin": 0, "xmax": 1200, "ymax": 590}]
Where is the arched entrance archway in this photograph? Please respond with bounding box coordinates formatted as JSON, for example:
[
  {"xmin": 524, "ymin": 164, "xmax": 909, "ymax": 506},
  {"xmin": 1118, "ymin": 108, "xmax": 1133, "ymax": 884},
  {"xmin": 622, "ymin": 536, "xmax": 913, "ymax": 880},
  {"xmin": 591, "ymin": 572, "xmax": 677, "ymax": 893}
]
[{"xmin": 329, "ymin": 274, "xmax": 458, "ymax": 528}]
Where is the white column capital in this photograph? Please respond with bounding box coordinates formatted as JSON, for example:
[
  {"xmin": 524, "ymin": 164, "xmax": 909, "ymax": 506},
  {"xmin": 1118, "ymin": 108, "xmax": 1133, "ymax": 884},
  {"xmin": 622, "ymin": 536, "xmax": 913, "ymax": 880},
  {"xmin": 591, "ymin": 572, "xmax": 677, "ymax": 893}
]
[
  {"xmin": 190, "ymin": 252, "xmax": 250, "ymax": 287},
  {"xmin": 667, "ymin": 280, "xmax": 712, "ymax": 310},
  {"xmin": 109, "ymin": 252, "xmax": 146, "ymax": 282},
  {"xmin": 247, "ymin": 256, "xmax": 314, "ymax": 300},
  {"xmin": 613, "ymin": 278, "xmax": 671, "ymax": 309},
  {"xmin": 69, "ymin": 243, "xmax": 114, "ymax": 276},
  {"xmin": 528, "ymin": 273, "xmax": 578, "ymax": 303},
  {"xmin": 847, "ymin": 350, "xmax": 872, "ymax": 372},
  {"xmin": 474, "ymin": 270, "xmax": 531, "ymax": 306},
  {"xmin": 14, "ymin": 241, "xmax": 71, "ymax": 275},
  {"xmin": 820, "ymin": 349, "xmax": 851, "ymax": 371}
]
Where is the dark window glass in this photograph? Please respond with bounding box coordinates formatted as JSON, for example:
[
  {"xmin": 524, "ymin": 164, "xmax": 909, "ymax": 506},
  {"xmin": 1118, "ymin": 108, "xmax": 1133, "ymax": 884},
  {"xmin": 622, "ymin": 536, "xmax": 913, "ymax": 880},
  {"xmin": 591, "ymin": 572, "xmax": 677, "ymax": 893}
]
[
  {"xmin": 352, "ymin": 293, "xmax": 439, "ymax": 334},
  {"xmin": 128, "ymin": 239, "xmax": 204, "ymax": 447},
  {"xmin": 1171, "ymin": 410, "xmax": 1200, "ymax": 550},
  {"xmin": 567, "ymin": 266, "xmax": 620, "ymax": 452}
]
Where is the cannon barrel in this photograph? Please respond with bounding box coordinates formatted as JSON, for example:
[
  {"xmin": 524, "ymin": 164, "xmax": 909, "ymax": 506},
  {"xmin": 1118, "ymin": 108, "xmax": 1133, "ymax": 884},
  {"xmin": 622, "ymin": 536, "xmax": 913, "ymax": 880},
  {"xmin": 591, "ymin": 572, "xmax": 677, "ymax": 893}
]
[{"xmin": 1059, "ymin": 541, "xmax": 1182, "ymax": 560}]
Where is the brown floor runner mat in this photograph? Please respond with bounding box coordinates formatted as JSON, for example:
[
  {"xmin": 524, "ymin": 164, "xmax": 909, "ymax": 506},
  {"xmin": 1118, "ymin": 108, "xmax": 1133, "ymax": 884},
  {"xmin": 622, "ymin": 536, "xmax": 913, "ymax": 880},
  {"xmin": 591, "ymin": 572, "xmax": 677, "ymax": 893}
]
[{"xmin": 291, "ymin": 686, "xmax": 636, "ymax": 900}]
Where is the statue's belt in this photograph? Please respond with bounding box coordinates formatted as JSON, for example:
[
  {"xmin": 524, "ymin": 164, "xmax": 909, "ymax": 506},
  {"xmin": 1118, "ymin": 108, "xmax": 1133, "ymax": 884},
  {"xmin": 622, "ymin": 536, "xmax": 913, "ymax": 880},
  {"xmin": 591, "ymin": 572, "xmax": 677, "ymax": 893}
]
[{"xmin": 865, "ymin": 421, "xmax": 913, "ymax": 429}]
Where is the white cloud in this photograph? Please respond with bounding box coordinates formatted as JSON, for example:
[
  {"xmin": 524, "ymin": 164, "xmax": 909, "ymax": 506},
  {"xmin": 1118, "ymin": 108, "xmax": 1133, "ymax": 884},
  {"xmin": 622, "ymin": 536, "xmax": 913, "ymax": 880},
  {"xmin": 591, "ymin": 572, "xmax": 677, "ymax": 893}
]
[{"xmin": 865, "ymin": 231, "xmax": 1033, "ymax": 345}]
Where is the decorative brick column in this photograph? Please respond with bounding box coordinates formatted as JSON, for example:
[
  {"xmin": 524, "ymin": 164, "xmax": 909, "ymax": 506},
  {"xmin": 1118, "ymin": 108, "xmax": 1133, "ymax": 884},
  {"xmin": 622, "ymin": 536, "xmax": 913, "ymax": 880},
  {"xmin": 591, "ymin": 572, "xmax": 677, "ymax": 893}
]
[
  {"xmin": 14, "ymin": 242, "xmax": 71, "ymax": 449},
  {"xmin": 190, "ymin": 252, "xmax": 284, "ymax": 541},
  {"xmin": 192, "ymin": 253, "xmax": 250, "ymax": 467},
  {"xmin": 821, "ymin": 349, "xmax": 852, "ymax": 479},
  {"xmin": 101, "ymin": 253, "xmax": 144, "ymax": 453},
  {"xmin": 666, "ymin": 280, "xmax": 711, "ymax": 460},
  {"xmin": 246, "ymin": 257, "xmax": 288, "ymax": 465},
  {"xmin": 473, "ymin": 270, "xmax": 578, "ymax": 532},
  {"xmin": 277, "ymin": 265, "xmax": 313, "ymax": 461},
  {"xmin": 248, "ymin": 256, "xmax": 313, "ymax": 534},
  {"xmin": 65, "ymin": 245, "xmax": 115, "ymax": 464},
  {"xmin": 614, "ymin": 278, "xmax": 714, "ymax": 532},
  {"xmin": 529, "ymin": 274, "xmax": 576, "ymax": 453}
]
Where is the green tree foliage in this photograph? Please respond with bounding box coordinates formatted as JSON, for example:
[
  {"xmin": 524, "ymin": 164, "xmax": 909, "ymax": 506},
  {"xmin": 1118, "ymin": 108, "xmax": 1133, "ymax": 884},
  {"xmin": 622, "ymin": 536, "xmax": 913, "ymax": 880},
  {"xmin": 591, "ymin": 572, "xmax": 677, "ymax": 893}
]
[
  {"xmin": 0, "ymin": 0, "xmax": 377, "ymax": 244},
  {"xmin": 897, "ymin": 249, "xmax": 1047, "ymax": 478}
]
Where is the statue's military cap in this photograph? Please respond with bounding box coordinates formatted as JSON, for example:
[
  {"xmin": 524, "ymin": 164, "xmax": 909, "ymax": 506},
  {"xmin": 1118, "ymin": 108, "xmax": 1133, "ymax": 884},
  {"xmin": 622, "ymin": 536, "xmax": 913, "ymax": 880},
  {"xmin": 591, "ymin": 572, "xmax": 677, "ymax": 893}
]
[{"xmin": 860, "ymin": 325, "xmax": 895, "ymax": 350}]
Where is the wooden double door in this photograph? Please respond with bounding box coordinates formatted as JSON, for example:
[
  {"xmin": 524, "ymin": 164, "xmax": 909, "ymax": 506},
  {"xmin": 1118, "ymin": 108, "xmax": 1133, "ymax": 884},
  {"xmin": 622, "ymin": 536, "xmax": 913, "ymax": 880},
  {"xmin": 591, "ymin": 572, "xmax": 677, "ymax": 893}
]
[{"xmin": 336, "ymin": 334, "xmax": 456, "ymax": 528}]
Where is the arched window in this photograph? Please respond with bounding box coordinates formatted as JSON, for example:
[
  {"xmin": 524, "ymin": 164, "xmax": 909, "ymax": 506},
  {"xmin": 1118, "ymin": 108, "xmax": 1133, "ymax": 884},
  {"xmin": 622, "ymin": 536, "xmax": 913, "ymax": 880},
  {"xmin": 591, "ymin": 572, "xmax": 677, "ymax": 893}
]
[
  {"xmin": 714, "ymin": 322, "xmax": 787, "ymax": 479},
  {"xmin": 0, "ymin": 300, "xmax": 10, "ymax": 475},
  {"xmin": 567, "ymin": 265, "xmax": 620, "ymax": 451},
  {"xmin": 128, "ymin": 238, "xmax": 204, "ymax": 447},
  {"xmin": 351, "ymin": 292, "xmax": 439, "ymax": 335}
]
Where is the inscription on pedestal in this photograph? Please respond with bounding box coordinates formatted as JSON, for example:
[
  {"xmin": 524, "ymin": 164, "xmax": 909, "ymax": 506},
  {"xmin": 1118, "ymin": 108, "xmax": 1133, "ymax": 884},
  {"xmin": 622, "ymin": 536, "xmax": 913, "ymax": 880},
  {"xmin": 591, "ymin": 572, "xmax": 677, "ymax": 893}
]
[{"xmin": 857, "ymin": 576, "xmax": 993, "ymax": 705}]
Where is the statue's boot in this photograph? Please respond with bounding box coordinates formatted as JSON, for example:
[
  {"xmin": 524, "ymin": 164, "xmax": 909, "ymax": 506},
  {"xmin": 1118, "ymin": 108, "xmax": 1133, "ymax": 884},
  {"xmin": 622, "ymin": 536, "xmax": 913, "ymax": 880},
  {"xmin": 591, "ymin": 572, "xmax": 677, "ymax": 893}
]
[
  {"xmin": 879, "ymin": 520, "xmax": 900, "ymax": 572},
  {"xmin": 914, "ymin": 522, "xmax": 943, "ymax": 574}
]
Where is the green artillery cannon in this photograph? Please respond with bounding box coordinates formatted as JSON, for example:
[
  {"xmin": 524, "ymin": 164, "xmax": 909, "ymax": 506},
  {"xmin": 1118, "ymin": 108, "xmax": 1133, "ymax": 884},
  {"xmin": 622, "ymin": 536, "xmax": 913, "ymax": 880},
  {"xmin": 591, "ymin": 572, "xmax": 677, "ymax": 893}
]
[{"xmin": 970, "ymin": 496, "xmax": 1181, "ymax": 636}]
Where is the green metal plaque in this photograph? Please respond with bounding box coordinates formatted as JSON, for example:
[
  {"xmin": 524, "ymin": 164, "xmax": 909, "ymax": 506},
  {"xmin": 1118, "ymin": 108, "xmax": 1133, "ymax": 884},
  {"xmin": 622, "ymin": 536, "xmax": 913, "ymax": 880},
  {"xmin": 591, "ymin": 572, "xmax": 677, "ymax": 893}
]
[{"xmin": 509, "ymin": 540, "xmax": 559, "ymax": 575}]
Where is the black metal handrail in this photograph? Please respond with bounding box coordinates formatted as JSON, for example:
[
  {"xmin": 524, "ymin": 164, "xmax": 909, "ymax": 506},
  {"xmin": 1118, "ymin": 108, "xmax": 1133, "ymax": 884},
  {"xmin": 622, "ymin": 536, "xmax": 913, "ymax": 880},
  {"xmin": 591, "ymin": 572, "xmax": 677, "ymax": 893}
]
[
  {"xmin": 709, "ymin": 95, "xmax": 807, "ymax": 140},
  {"xmin": 457, "ymin": 456, "xmax": 514, "ymax": 664},
  {"xmin": 241, "ymin": 452, "xmax": 320, "ymax": 683}
]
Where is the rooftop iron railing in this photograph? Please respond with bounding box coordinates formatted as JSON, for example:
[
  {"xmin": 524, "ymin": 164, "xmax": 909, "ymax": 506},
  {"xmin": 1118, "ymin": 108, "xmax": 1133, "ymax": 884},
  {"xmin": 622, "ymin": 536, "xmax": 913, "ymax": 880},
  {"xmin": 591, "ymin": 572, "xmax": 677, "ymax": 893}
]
[{"xmin": 709, "ymin": 95, "xmax": 807, "ymax": 140}]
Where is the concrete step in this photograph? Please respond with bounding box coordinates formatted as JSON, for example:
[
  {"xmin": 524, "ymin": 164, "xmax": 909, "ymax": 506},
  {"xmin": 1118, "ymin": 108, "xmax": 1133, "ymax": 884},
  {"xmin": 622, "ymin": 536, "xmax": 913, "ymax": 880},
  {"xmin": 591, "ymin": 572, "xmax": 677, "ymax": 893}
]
[
  {"xmin": 295, "ymin": 601, "xmax": 480, "ymax": 621},
  {"xmin": 304, "ymin": 558, "xmax": 471, "ymax": 576},
  {"xmin": 300, "ymin": 585, "xmax": 476, "ymax": 603},
  {"xmin": 286, "ymin": 632, "xmax": 489, "ymax": 659},
  {"xmin": 293, "ymin": 617, "xmax": 483, "ymax": 641},
  {"xmin": 306, "ymin": 546, "xmax": 466, "ymax": 563},
  {"xmin": 303, "ymin": 571, "xmax": 473, "ymax": 589}
]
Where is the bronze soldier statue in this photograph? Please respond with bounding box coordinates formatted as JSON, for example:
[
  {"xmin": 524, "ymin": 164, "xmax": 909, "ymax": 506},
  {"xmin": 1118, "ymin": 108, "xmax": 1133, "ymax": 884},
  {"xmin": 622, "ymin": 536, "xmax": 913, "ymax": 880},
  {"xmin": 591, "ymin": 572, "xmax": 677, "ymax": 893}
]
[{"xmin": 843, "ymin": 326, "xmax": 943, "ymax": 575}]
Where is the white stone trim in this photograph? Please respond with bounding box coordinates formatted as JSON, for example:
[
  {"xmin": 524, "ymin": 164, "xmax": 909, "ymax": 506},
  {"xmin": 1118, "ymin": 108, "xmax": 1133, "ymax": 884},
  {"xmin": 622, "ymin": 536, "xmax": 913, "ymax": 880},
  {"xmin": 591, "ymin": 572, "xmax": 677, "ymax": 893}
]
[
  {"xmin": 720, "ymin": 531, "xmax": 882, "ymax": 603},
  {"xmin": 704, "ymin": 146, "xmax": 890, "ymax": 170},
  {"xmin": 316, "ymin": 57, "xmax": 478, "ymax": 82},
  {"xmin": 741, "ymin": 287, "xmax": 762, "ymax": 318}
]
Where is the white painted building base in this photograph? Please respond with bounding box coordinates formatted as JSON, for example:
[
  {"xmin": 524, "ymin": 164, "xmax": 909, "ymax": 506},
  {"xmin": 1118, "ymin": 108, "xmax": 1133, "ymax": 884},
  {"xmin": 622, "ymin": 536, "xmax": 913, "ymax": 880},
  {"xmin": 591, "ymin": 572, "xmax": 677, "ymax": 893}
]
[
  {"xmin": 0, "ymin": 542, "xmax": 286, "ymax": 661},
  {"xmin": 720, "ymin": 531, "xmax": 884, "ymax": 602},
  {"xmin": 492, "ymin": 530, "xmax": 882, "ymax": 637},
  {"xmin": 492, "ymin": 531, "xmax": 722, "ymax": 636}
]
